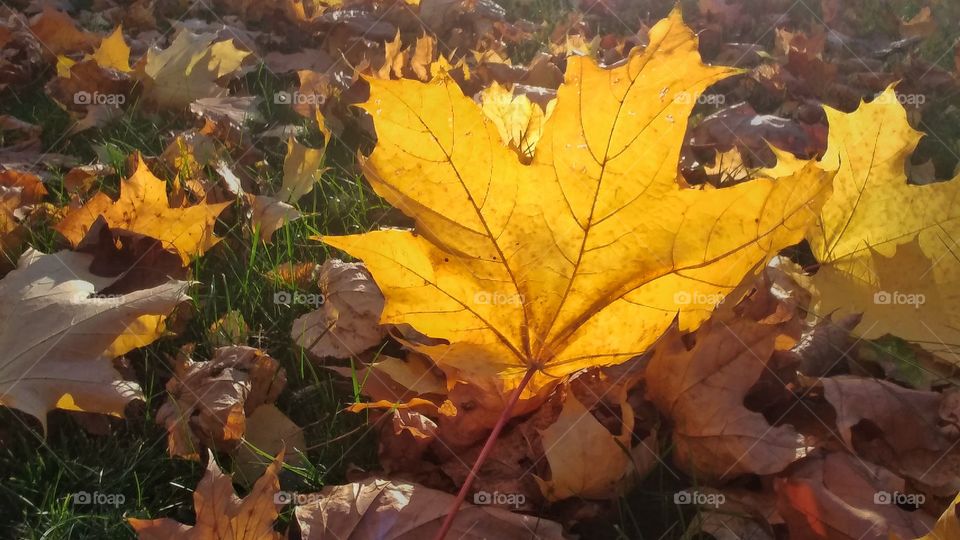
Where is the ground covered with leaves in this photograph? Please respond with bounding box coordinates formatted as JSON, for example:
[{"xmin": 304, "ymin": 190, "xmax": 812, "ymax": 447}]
[{"xmin": 1, "ymin": 0, "xmax": 960, "ymax": 538}]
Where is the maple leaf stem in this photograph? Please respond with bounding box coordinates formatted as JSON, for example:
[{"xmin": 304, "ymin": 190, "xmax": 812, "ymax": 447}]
[{"xmin": 432, "ymin": 365, "xmax": 539, "ymax": 540}]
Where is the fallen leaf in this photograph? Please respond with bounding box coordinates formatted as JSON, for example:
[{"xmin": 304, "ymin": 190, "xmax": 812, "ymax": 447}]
[
  {"xmin": 292, "ymin": 259, "xmax": 386, "ymax": 359},
  {"xmin": 480, "ymin": 82, "xmax": 554, "ymax": 159},
  {"xmin": 129, "ymin": 450, "xmax": 283, "ymax": 539},
  {"xmin": 28, "ymin": 7, "xmax": 96, "ymax": 56},
  {"xmin": 294, "ymin": 477, "xmax": 566, "ymax": 539},
  {"xmin": 55, "ymin": 155, "xmax": 230, "ymax": 264},
  {"xmin": 901, "ymin": 7, "xmax": 936, "ymax": 39},
  {"xmin": 141, "ymin": 29, "xmax": 250, "ymax": 109},
  {"xmin": 157, "ymin": 346, "xmax": 287, "ymax": 460},
  {"xmin": 776, "ymin": 451, "xmax": 936, "ymax": 540},
  {"xmin": 0, "ymin": 249, "xmax": 187, "ymax": 432},
  {"xmin": 646, "ymin": 317, "xmax": 807, "ymax": 480},
  {"xmin": 821, "ymin": 376, "xmax": 960, "ymax": 496},
  {"xmin": 801, "ymin": 87, "xmax": 960, "ymax": 356},
  {"xmin": 276, "ymin": 137, "xmax": 325, "ymax": 203},
  {"xmin": 90, "ymin": 25, "xmax": 132, "ymax": 72},
  {"xmin": 232, "ymin": 404, "xmax": 305, "ymax": 487},
  {"xmin": 535, "ymin": 392, "xmax": 633, "ymax": 500},
  {"xmin": 246, "ymin": 194, "xmax": 300, "ymax": 242},
  {"xmin": 207, "ymin": 309, "xmax": 250, "ymax": 347},
  {"xmin": 915, "ymin": 492, "xmax": 960, "ymax": 540},
  {"xmin": 322, "ymin": 9, "xmax": 833, "ymax": 397}
]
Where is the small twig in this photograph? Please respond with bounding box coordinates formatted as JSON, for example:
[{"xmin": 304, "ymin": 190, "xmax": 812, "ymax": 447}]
[{"xmin": 432, "ymin": 365, "xmax": 538, "ymax": 540}]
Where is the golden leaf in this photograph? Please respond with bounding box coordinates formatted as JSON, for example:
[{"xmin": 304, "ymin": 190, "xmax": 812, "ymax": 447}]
[
  {"xmin": 141, "ymin": 29, "xmax": 250, "ymax": 109},
  {"xmin": 324, "ymin": 10, "xmax": 833, "ymax": 395},
  {"xmin": 55, "ymin": 155, "xmax": 230, "ymax": 264},
  {"xmin": 801, "ymin": 87, "xmax": 960, "ymax": 355}
]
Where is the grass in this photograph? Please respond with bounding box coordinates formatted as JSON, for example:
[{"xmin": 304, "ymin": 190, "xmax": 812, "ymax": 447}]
[
  {"xmin": 0, "ymin": 64, "xmax": 392, "ymax": 539},
  {"xmin": 3, "ymin": 2, "xmax": 960, "ymax": 539}
]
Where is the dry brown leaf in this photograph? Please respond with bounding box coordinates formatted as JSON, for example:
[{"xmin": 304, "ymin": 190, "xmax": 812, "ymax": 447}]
[
  {"xmin": 535, "ymin": 392, "xmax": 634, "ymax": 500},
  {"xmin": 232, "ymin": 404, "xmax": 305, "ymax": 487},
  {"xmin": 129, "ymin": 450, "xmax": 283, "ymax": 539},
  {"xmin": 28, "ymin": 7, "xmax": 97, "ymax": 56},
  {"xmin": 292, "ymin": 259, "xmax": 386, "ymax": 359},
  {"xmin": 294, "ymin": 477, "xmax": 566, "ymax": 539},
  {"xmin": 0, "ymin": 249, "xmax": 187, "ymax": 432},
  {"xmin": 157, "ymin": 346, "xmax": 287, "ymax": 460},
  {"xmin": 776, "ymin": 452, "xmax": 936, "ymax": 539},
  {"xmin": 646, "ymin": 317, "xmax": 807, "ymax": 480},
  {"xmin": 246, "ymin": 194, "xmax": 300, "ymax": 242},
  {"xmin": 822, "ymin": 376, "xmax": 960, "ymax": 496},
  {"xmin": 681, "ymin": 487, "xmax": 778, "ymax": 540}
]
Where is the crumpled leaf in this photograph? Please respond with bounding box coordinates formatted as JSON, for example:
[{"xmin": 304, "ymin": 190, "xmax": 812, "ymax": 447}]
[
  {"xmin": 55, "ymin": 155, "xmax": 230, "ymax": 264},
  {"xmin": 157, "ymin": 346, "xmax": 287, "ymax": 460},
  {"xmin": 646, "ymin": 317, "xmax": 807, "ymax": 480},
  {"xmin": 535, "ymin": 392, "xmax": 633, "ymax": 500},
  {"xmin": 776, "ymin": 451, "xmax": 936, "ymax": 540},
  {"xmin": 0, "ymin": 249, "xmax": 188, "ymax": 432},
  {"xmin": 129, "ymin": 450, "xmax": 283, "ymax": 540},
  {"xmin": 231, "ymin": 404, "xmax": 305, "ymax": 487},
  {"xmin": 322, "ymin": 9, "xmax": 833, "ymax": 396},
  {"xmin": 141, "ymin": 29, "xmax": 250, "ymax": 109},
  {"xmin": 276, "ymin": 137, "xmax": 325, "ymax": 203},
  {"xmin": 246, "ymin": 194, "xmax": 300, "ymax": 243},
  {"xmin": 821, "ymin": 376, "xmax": 960, "ymax": 496},
  {"xmin": 800, "ymin": 87, "xmax": 960, "ymax": 356},
  {"xmin": 292, "ymin": 259, "xmax": 386, "ymax": 359},
  {"xmin": 480, "ymin": 82, "xmax": 555, "ymax": 159},
  {"xmin": 0, "ymin": 169, "xmax": 46, "ymax": 271},
  {"xmin": 294, "ymin": 477, "xmax": 566, "ymax": 539}
]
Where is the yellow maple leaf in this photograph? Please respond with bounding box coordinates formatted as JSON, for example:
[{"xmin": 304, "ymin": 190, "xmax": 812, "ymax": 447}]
[
  {"xmin": 89, "ymin": 25, "xmax": 132, "ymax": 73},
  {"xmin": 55, "ymin": 155, "xmax": 230, "ymax": 264},
  {"xmin": 141, "ymin": 29, "xmax": 250, "ymax": 109},
  {"xmin": 800, "ymin": 87, "xmax": 960, "ymax": 354},
  {"xmin": 323, "ymin": 10, "xmax": 833, "ymax": 395},
  {"xmin": 480, "ymin": 82, "xmax": 555, "ymax": 159}
]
